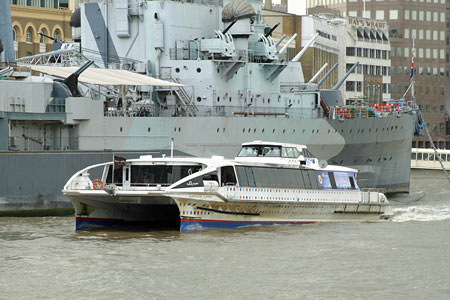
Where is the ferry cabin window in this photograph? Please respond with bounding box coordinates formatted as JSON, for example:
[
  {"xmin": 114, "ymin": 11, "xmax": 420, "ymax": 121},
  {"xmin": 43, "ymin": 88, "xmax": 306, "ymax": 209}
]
[
  {"xmin": 235, "ymin": 166, "xmax": 318, "ymax": 189},
  {"xmin": 130, "ymin": 165, "xmax": 201, "ymax": 186},
  {"xmin": 221, "ymin": 166, "xmax": 237, "ymax": 186},
  {"xmin": 105, "ymin": 166, "xmax": 124, "ymax": 185},
  {"xmin": 281, "ymin": 147, "xmax": 300, "ymax": 158},
  {"xmin": 237, "ymin": 145, "xmax": 282, "ymax": 157}
]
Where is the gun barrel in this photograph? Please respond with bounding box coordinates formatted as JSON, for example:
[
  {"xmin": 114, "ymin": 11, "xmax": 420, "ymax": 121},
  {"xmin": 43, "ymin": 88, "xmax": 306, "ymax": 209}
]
[
  {"xmin": 332, "ymin": 62, "xmax": 359, "ymax": 90},
  {"xmin": 274, "ymin": 34, "xmax": 286, "ymax": 48},
  {"xmin": 317, "ymin": 63, "xmax": 338, "ymax": 87},
  {"xmin": 277, "ymin": 33, "xmax": 297, "ymax": 55},
  {"xmin": 222, "ymin": 20, "xmax": 238, "ymax": 35},
  {"xmin": 291, "ymin": 32, "xmax": 319, "ymax": 62},
  {"xmin": 265, "ymin": 23, "xmax": 280, "ymax": 38},
  {"xmin": 73, "ymin": 60, "xmax": 94, "ymax": 76},
  {"xmin": 308, "ymin": 63, "xmax": 328, "ymax": 84},
  {"xmin": 38, "ymin": 31, "xmax": 55, "ymax": 41}
]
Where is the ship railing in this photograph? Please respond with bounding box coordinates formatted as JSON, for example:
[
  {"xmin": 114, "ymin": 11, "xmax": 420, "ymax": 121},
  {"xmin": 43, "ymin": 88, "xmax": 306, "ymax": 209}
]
[
  {"xmin": 157, "ymin": 105, "xmax": 321, "ymax": 119},
  {"xmin": 8, "ymin": 136, "xmax": 79, "ymax": 151},
  {"xmin": 170, "ymin": 0, "xmax": 223, "ymax": 5}
]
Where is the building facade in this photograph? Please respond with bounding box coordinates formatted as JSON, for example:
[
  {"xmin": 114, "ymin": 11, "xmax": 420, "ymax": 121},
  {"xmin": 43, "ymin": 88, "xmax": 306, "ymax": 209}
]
[
  {"xmin": 338, "ymin": 16, "xmax": 391, "ymax": 104},
  {"xmin": 306, "ymin": 0, "xmax": 449, "ymax": 149},
  {"xmin": 10, "ymin": 0, "xmax": 72, "ymax": 59}
]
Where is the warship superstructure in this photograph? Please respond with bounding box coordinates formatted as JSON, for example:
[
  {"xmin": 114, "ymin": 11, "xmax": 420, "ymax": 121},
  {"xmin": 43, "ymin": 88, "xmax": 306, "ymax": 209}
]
[{"xmin": 0, "ymin": 0, "xmax": 417, "ymax": 212}]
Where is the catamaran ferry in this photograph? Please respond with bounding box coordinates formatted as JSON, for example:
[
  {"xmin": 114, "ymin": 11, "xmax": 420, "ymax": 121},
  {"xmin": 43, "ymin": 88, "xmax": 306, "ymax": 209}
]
[{"xmin": 63, "ymin": 141, "xmax": 393, "ymax": 231}]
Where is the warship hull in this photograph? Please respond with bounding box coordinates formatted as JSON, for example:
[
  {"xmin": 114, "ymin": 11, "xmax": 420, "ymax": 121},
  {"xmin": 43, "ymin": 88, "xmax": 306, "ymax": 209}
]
[{"xmin": 0, "ymin": 113, "xmax": 414, "ymax": 212}]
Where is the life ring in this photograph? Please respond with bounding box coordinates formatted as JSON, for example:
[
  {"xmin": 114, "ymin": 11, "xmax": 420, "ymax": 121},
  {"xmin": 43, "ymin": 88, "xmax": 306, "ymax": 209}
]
[{"xmin": 92, "ymin": 178, "xmax": 104, "ymax": 190}]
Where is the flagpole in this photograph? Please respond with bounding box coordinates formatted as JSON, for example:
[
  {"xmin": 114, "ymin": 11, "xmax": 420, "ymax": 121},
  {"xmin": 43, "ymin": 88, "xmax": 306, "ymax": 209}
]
[
  {"xmin": 112, "ymin": 153, "xmax": 115, "ymax": 184},
  {"xmin": 411, "ymin": 39, "xmax": 415, "ymax": 106}
]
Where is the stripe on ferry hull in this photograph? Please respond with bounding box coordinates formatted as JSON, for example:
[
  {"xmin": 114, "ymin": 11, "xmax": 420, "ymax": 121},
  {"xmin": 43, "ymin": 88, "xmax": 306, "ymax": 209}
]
[{"xmin": 180, "ymin": 218, "xmax": 316, "ymax": 231}]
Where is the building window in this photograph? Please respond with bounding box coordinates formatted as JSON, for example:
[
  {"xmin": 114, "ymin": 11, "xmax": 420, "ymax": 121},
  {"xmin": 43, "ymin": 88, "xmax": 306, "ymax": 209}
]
[
  {"xmin": 26, "ymin": 28, "xmax": 32, "ymax": 43},
  {"xmin": 12, "ymin": 27, "xmax": 17, "ymax": 41},
  {"xmin": 346, "ymin": 81, "xmax": 355, "ymax": 92},
  {"xmin": 346, "ymin": 47, "xmax": 355, "ymax": 56},
  {"xmin": 40, "ymin": 28, "xmax": 47, "ymax": 43},
  {"xmin": 53, "ymin": 29, "xmax": 61, "ymax": 41},
  {"xmin": 389, "ymin": 10, "xmax": 398, "ymax": 20},
  {"xmin": 412, "ymin": 10, "xmax": 417, "ymax": 20},
  {"xmin": 404, "ymin": 28, "xmax": 409, "ymax": 39},
  {"xmin": 405, "ymin": 10, "xmax": 410, "ymax": 20},
  {"xmin": 376, "ymin": 10, "xmax": 384, "ymax": 20}
]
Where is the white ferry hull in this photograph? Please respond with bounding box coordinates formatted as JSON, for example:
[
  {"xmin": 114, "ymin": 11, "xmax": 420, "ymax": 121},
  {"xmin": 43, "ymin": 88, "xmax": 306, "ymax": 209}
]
[
  {"xmin": 175, "ymin": 199, "xmax": 392, "ymax": 231},
  {"xmin": 65, "ymin": 192, "xmax": 391, "ymax": 231},
  {"xmin": 66, "ymin": 193, "xmax": 179, "ymax": 230}
]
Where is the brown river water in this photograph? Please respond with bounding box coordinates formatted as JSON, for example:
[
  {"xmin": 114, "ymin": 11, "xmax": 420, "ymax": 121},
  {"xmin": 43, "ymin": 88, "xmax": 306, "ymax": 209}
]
[{"xmin": 1, "ymin": 169, "xmax": 449, "ymax": 300}]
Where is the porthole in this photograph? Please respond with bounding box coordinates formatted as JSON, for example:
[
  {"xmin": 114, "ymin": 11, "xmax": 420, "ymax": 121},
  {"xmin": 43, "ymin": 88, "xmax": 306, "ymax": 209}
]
[
  {"xmin": 328, "ymin": 129, "xmax": 330, "ymax": 133},
  {"xmin": 120, "ymin": 127, "xmax": 123, "ymax": 132},
  {"xmin": 248, "ymin": 128, "xmax": 251, "ymax": 133},
  {"xmin": 273, "ymin": 129, "xmax": 276, "ymax": 133},
  {"xmin": 391, "ymin": 126, "xmax": 394, "ymax": 130},
  {"xmin": 217, "ymin": 128, "xmax": 219, "ymax": 133},
  {"xmin": 283, "ymin": 129, "xmax": 286, "ymax": 134},
  {"xmin": 175, "ymin": 68, "xmax": 180, "ymax": 73},
  {"xmin": 196, "ymin": 68, "xmax": 201, "ymax": 73},
  {"xmin": 217, "ymin": 97, "xmax": 220, "ymax": 102},
  {"xmin": 243, "ymin": 128, "xmax": 245, "ymax": 133},
  {"xmin": 361, "ymin": 129, "xmax": 364, "ymax": 133},
  {"xmin": 196, "ymin": 97, "xmax": 201, "ymax": 102},
  {"xmin": 303, "ymin": 129, "xmax": 306, "ymax": 133},
  {"xmin": 223, "ymin": 128, "xmax": 225, "ymax": 133},
  {"xmin": 312, "ymin": 129, "xmax": 315, "ymax": 134},
  {"xmin": 253, "ymin": 128, "xmax": 256, "ymax": 133},
  {"xmin": 174, "ymin": 127, "xmax": 177, "ymax": 132},
  {"xmin": 268, "ymin": 98, "xmax": 271, "ymax": 103},
  {"xmin": 317, "ymin": 129, "xmax": 319, "ymax": 134},
  {"xmin": 229, "ymin": 97, "xmax": 232, "ymax": 102},
  {"xmin": 262, "ymin": 129, "xmax": 265, "ymax": 133},
  {"xmin": 293, "ymin": 129, "xmax": 296, "ymax": 134},
  {"xmin": 148, "ymin": 127, "xmax": 151, "ymax": 132},
  {"xmin": 350, "ymin": 129, "xmax": 352, "ymax": 134}
]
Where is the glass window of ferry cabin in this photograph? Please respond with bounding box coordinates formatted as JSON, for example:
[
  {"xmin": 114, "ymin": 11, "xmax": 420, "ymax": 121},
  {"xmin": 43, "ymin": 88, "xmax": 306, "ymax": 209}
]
[
  {"xmin": 262, "ymin": 146, "xmax": 281, "ymax": 157},
  {"xmin": 238, "ymin": 146, "xmax": 259, "ymax": 157},
  {"xmin": 221, "ymin": 166, "xmax": 237, "ymax": 186},
  {"xmin": 105, "ymin": 166, "xmax": 124, "ymax": 185},
  {"xmin": 129, "ymin": 165, "xmax": 202, "ymax": 186}
]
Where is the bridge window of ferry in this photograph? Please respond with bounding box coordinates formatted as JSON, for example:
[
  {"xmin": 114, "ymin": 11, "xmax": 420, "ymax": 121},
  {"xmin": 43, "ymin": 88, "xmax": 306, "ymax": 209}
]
[
  {"xmin": 221, "ymin": 166, "xmax": 237, "ymax": 186},
  {"xmin": 281, "ymin": 147, "xmax": 300, "ymax": 158},
  {"xmin": 130, "ymin": 165, "xmax": 202, "ymax": 186},
  {"xmin": 105, "ymin": 166, "xmax": 124, "ymax": 186},
  {"xmin": 262, "ymin": 146, "xmax": 281, "ymax": 157},
  {"xmin": 238, "ymin": 146, "xmax": 259, "ymax": 157}
]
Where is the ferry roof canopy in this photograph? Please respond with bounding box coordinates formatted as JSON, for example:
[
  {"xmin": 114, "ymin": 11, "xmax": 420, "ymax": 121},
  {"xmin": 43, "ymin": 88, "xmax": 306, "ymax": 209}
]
[{"xmin": 30, "ymin": 66, "xmax": 185, "ymax": 86}]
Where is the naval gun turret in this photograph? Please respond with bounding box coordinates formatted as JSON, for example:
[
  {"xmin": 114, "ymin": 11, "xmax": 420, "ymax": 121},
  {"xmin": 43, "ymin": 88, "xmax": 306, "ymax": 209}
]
[
  {"xmin": 52, "ymin": 60, "xmax": 94, "ymax": 99},
  {"xmin": 248, "ymin": 23, "xmax": 280, "ymax": 62},
  {"xmin": 200, "ymin": 20, "xmax": 237, "ymax": 59}
]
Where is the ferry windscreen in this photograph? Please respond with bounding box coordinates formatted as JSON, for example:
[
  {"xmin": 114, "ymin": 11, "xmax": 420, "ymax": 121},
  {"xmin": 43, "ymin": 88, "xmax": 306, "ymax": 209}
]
[{"xmin": 238, "ymin": 146, "xmax": 301, "ymax": 158}]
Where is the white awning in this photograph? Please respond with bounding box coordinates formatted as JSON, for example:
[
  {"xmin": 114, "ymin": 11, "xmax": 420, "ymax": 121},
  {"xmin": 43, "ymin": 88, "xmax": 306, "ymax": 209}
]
[{"xmin": 30, "ymin": 65, "xmax": 184, "ymax": 86}]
